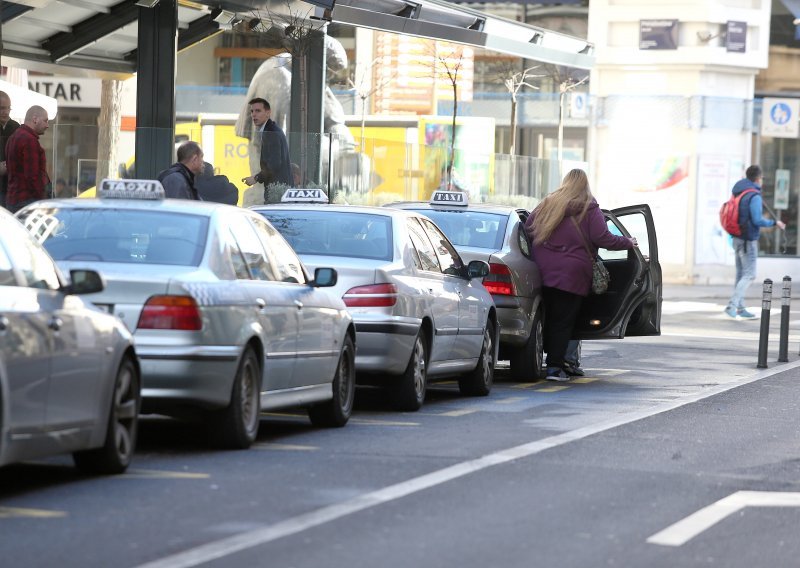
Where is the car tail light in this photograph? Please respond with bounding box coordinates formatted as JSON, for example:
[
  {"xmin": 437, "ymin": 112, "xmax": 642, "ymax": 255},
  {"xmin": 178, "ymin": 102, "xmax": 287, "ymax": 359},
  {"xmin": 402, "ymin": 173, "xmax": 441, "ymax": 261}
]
[
  {"xmin": 343, "ymin": 283, "xmax": 398, "ymax": 307},
  {"xmin": 483, "ymin": 263, "xmax": 516, "ymax": 296},
  {"xmin": 137, "ymin": 295, "xmax": 202, "ymax": 331}
]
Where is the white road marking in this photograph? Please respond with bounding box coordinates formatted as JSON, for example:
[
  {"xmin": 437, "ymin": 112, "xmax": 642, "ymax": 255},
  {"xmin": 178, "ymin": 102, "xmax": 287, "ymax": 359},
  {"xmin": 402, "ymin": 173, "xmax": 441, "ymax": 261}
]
[
  {"xmin": 438, "ymin": 409, "xmax": 478, "ymax": 417},
  {"xmin": 647, "ymin": 491, "xmax": 800, "ymax": 546},
  {"xmin": 0, "ymin": 506, "xmax": 66, "ymax": 519},
  {"xmin": 133, "ymin": 360, "xmax": 800, "ymax": 568},
  {"xmin": 251, "ymin": 443, "xmax": 318, "ymax": 451},
  {"xmin": 123, "ymin": 469, "xmax": 210, "ymax": 480}
]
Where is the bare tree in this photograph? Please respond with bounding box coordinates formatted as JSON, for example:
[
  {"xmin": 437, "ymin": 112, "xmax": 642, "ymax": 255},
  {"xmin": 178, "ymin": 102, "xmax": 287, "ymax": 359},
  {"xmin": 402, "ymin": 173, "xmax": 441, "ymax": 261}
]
[
  {"xmin": 348, "ymin": 57, "xmax": 396, "ymax": 193},
  {"xmin": 349, "ymin": 57, "xmax": 396, "ymax": 151},
  {"xmin": 540, "ymin": 64, "xmax": 588, "ymax": 162},
  {"xmin": 497, "ymin": 63, "xmax": 541, "ymax": 156},
  {"xmin": 429, "ymin": 40, "xmax": 468, "ymax": 190}
]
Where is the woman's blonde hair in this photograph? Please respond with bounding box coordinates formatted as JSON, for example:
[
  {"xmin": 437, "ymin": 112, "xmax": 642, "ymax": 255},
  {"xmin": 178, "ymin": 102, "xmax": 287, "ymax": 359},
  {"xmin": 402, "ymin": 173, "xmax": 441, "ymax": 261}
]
[{"xmin": 530, "ymin": 169, "xmax": 593, "ymax": 245}]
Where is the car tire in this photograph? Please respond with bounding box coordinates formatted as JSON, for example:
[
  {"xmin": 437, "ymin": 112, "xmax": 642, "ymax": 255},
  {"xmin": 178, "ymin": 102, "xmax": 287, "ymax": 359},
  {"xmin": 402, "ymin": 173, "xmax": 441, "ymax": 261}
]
[
  {"xmin": 391, "ymin": 329, "xmax": 428, "ymax": 412},
  {"xmin": 459, "ymin": 319, "xmax": 495, "ymax": 396},
  {"xmin": 510, "ymin": 306, "xmax": 545, "ymax": 381},
  {"xmin": 308, "ymin": 334, "xmax": 356, "ymax": 427},
  {"xmin": 73, "ymin": 356, "xmax": 140, "ymax": 475},
  {"xmin": 212, "ymin": 347, "xmax": 261, "ymax": 449}
]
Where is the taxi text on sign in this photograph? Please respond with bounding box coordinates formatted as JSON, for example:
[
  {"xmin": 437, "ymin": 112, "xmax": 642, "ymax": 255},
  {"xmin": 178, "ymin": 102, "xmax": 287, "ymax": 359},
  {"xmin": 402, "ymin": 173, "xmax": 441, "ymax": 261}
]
[
  {"xmin": 430, "ymin": 190, "xmax": 468, "ymax": 206},
  {"xmin": 760, "ymin": 98, "xmax": 800, "ymax": 139}
]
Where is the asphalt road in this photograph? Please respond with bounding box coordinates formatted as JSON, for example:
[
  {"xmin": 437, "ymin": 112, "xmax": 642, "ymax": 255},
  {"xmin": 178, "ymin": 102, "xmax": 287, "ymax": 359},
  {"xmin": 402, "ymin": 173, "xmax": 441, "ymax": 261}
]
[{"xmin": 3, "ymin": 289, "xmax": 800, "ymax": 568}]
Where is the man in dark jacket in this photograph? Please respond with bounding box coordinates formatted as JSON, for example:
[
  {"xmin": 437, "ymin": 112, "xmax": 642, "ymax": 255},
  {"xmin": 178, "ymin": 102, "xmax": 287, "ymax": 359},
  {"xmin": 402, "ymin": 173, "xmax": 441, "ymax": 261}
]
[
  {"xmin": 0, "ymin": 91, "xmax": 20, "ymax": 209},
  {"xmin": 725, "ymin": 165, "xmax": 785, "ymax": 319},
  {"xmin": 6, "ymin": 105, "xmax": 50, "ymax": 213},
  {"xmin": 242, "ymin": 98, "xmax": 292, "ymax": 197},
  {"xmin": 157, "ymin": 141, "xmax": 204, "ymax": 200}
]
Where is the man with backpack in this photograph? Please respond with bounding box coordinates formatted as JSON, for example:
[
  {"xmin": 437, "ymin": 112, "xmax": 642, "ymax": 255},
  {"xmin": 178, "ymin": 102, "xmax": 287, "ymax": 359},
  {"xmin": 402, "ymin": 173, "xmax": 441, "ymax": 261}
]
[{"xmin": 724, "ymin": 165, "xmax": 785, "ymax": 319}]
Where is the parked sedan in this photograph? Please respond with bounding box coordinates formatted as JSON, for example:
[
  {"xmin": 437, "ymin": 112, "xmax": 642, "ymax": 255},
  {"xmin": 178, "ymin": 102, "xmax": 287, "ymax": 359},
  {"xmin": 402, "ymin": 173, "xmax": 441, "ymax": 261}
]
[
  {"xmin": 390, "ymin": 193, "xmax": 544, "ymax": 380},
  {"xmin": 18, "ymin": 180, "xmax": 356, "ymax": 449},
  {"xmin": 254, "ymin": 194, "xmax": 498, "ymax": 412},
  {"xmin": 389, "ymin": 191, "xmax": 663, "ymax": 366},
  {"xmin": 0, "ymin": 207, "xmax": 140, "ymax": 474}
]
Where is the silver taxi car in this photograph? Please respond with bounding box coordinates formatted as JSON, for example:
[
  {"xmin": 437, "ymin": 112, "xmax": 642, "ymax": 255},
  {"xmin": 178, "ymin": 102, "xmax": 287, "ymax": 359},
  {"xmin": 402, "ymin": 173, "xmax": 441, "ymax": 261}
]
[
  {"xmin": 390, "ymin": 192, "xmax": 544, "ymax": 380},
  {"xmin": 253, "ymin": 189, "xmax": 498, "ymax": 412},
  {"xmin": 0, "ymin": 208, "xmax": 140, "ymax": 474},
  {"xmin": 18, "ymin": 180, "xmax": 356, "ymax": 449},
  {"xmin": 390, "ymin": 192, "xmax": 663, "ymax": 373}
]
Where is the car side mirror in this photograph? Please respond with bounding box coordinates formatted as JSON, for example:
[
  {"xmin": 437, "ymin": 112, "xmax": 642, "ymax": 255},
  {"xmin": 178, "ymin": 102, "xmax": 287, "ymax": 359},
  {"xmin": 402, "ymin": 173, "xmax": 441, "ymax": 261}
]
[
  {"xmin": 467, "ymin": 260, "xmax": 490, "ymax": 279},
  {"xmin": 312, "ymin": 267, "xmax": 337, "ymax": 287},
  {"xmin": 65, "ymin": 269, "xmax": 105, "ymax": 295}
]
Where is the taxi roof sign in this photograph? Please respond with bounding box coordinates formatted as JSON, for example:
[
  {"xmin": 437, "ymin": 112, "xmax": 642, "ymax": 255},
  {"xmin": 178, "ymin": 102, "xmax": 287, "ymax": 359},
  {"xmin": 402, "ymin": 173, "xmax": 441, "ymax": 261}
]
[
  {"xmin": 430, "ymin": 190, "xmax": 468, "ymax": 206},
  {"xmin": 281, "ymin": 188, "xmax": 329, "ymax": 203},
  {"xmin": 98, "ymin": 179, "xmax": 165, "ymax": 200}
]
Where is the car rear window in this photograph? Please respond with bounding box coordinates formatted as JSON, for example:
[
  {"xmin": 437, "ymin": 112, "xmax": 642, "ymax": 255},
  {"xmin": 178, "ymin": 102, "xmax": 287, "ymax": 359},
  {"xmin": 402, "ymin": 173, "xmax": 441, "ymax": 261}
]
[
  {"xmin": 19, "ymin": 208, "xmax": 209, "ymax": 266},
  {"xmin": 411, "ymin": 209, "xmax": 507, "ymax": 250},
  {"xmin": 257, "ymin": 210, "xmax": 393, "ymax": 261}
]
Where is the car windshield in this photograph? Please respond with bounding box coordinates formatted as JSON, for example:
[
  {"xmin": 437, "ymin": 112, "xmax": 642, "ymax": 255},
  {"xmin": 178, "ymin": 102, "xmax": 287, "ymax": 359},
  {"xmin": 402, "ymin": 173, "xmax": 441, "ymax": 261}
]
[
  {"xmin": 18, "ymin": 207, "xmax": 209, "ymax": 266},
  {"xmin": 257, "ymin": 210, "xmax": 393, "ymax": 261},
  {"xmin": 412, "ymin": 209, "xmax": 507, "ymax": 250}
]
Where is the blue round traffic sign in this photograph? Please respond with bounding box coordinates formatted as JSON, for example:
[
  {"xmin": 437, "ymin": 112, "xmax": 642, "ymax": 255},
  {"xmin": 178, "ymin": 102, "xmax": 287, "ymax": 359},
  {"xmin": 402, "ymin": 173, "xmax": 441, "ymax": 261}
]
[{"xmin": 770, "ymin": 102, "xmax": 792, "ymax": 125}]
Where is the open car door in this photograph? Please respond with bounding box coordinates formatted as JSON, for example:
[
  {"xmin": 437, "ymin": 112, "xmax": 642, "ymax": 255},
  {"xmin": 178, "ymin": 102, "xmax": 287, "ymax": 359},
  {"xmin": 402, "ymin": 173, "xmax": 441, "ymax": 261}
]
[{"xmin": 574, "ymin": 204, "xmax": 662, "ymax": 339}]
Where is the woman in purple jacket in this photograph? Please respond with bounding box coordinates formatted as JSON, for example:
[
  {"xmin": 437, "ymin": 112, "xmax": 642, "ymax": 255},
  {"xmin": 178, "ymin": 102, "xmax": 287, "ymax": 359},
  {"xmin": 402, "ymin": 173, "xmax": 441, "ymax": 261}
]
[{"xmin": 525, "ymin": 169, "xmax": 637, "ymax": 382}]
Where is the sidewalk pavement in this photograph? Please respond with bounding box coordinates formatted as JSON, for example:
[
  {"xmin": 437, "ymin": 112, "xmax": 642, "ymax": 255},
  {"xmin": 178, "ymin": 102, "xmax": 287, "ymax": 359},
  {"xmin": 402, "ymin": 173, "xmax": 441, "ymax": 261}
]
[{"xmin": 663, "ymin": 282, "xmax": 756, "ymax": 302}]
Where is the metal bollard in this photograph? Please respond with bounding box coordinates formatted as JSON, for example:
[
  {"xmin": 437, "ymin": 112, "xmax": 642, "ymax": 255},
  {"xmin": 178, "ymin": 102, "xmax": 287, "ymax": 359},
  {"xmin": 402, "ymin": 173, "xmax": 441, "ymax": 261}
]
[
  {"xmin": 779, "ymin": 276, "xmax": 791, "ymax": 362},
  {"xmin": 757, "ymin": 279, "xmax": 772, "ymax": 369}
]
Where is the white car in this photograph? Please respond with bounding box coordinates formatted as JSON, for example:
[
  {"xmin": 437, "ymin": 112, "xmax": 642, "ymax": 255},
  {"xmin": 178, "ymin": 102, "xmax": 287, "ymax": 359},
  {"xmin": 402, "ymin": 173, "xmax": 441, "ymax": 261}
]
[
  {"xmin": 18, "ymin": 180, "xmax": 356, "ymax": 449},
  {"xmin": 0, "ymin": 207, "xmax": 140, "ymax": 474}
]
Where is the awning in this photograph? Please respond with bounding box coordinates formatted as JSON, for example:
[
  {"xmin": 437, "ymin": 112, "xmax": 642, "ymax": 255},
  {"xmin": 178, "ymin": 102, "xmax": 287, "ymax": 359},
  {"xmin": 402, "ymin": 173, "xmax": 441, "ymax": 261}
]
[
  {"xmin": 0, "ymin": 79, "xmax": 58, "ymax": 121},
  {"xmin": 316, "ymin": 0, "xmax": 594, "ymax": 69}
]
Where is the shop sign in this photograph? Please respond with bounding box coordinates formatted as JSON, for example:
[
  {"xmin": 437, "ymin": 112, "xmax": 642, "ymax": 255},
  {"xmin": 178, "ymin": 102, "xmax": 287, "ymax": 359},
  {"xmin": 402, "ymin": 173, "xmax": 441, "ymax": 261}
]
[
  {"xmin": 726, "ymin": 21, "xmax": 746, "ymax": 53},
  {"xmin": 28, "ymin": 77, "xmax": 101, "ymax": 108},
  {"xmin": 760, "ymin": 98, "xmax": 800, "ymax": 139},
  {"xmin": 639, "ymin": 20, "xmax": 678, "ymax": 50}
]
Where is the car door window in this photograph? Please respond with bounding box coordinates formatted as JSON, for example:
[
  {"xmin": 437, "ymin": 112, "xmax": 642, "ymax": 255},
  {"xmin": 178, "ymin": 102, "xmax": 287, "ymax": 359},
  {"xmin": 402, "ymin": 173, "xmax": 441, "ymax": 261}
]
[
  {"xmin": 8, "ymin": 233, "xmax": 61, "ymax": 290},
  {"xmin": 249, "ymin": 216, "xmax": 306, "ymax": 284},
  {"xmin": 419, "ymin": 218, "xmax": 463, "ymax": 277},
  {"xmin": 612, "ymin": 212, "xmax": 650, "ymax": 259},
  {"xmin": 598, "ymin": 218, "xmax": 631, "ymax": 261},
  {"xmin": 229, "ymin": 220, "xmax": 276, "ymax": 281},
  {"xmin": 407, "ymin": 219, "xmax": 441, "ymax": 272},
  {"xmin": 517, "ymin": 211, "xmax": 531, "ymax": 257},
  {"xmin": 0, "ymin": 242, "xmax": 17, "ymax": 286},
  {"xmin": 217, "ymin": 225, "xmax": 251, "ymax": 280}
]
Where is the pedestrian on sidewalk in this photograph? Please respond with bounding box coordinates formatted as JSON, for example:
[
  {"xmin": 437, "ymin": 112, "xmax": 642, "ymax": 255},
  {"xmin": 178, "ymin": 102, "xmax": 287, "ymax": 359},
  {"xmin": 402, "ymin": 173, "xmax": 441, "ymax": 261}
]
[{"xmin": 724, "ymin": 165, "xmax": 785, "ymax": 319}]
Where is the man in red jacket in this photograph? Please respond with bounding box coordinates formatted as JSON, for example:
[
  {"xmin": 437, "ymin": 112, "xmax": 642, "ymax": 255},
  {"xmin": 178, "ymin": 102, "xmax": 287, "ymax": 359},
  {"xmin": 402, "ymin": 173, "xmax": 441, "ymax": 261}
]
[{"xmin": 6, "ymin": 105, "xmax": 50, "ymax": 213}]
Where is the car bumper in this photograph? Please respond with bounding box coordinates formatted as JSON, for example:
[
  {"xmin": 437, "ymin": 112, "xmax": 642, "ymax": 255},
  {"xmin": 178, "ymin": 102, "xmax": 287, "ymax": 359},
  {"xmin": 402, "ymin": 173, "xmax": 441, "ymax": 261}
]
[
  {"xmin": 136, "ymin": 344, "xmax": 240, "ymax": 409},
  {"xmin": 353, "ymin": 319, "xmax": 418, "ymax": 376},
  {"xmin": 493, "ymin": 295, "xmax": 534, "ymax": 347}
]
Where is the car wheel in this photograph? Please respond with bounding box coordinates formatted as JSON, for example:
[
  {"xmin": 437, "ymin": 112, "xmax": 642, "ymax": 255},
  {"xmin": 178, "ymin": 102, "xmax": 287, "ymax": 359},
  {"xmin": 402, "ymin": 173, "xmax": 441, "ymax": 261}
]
[
  {"xmin": 459, "ymin": 319, "xmax": 495, "ymax": 396},
  {"xmin": 510, "ymin": 306, "xmax": 545, "ymax": 381},
  {"xmin": 391, "ymin": 329, "xmax": 427, "ymax": 411},
  {"xmin": 212, "ymin": 347, "xmax": 261, "ymax": 449},
  {"xmin": 308, "ymin": 334, "xmax": 356, "ymax": 427},
  {"xmin": 73, "ymin": 356, "xmax": 140, "ymax": 475}
]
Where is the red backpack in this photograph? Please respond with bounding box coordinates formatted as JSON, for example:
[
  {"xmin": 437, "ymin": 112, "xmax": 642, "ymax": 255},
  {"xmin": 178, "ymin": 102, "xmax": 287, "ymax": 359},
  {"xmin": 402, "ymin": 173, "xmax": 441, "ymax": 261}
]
[{"xmin": 719, "ymin": 189, "xmax": 757, "ymax": 237}]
